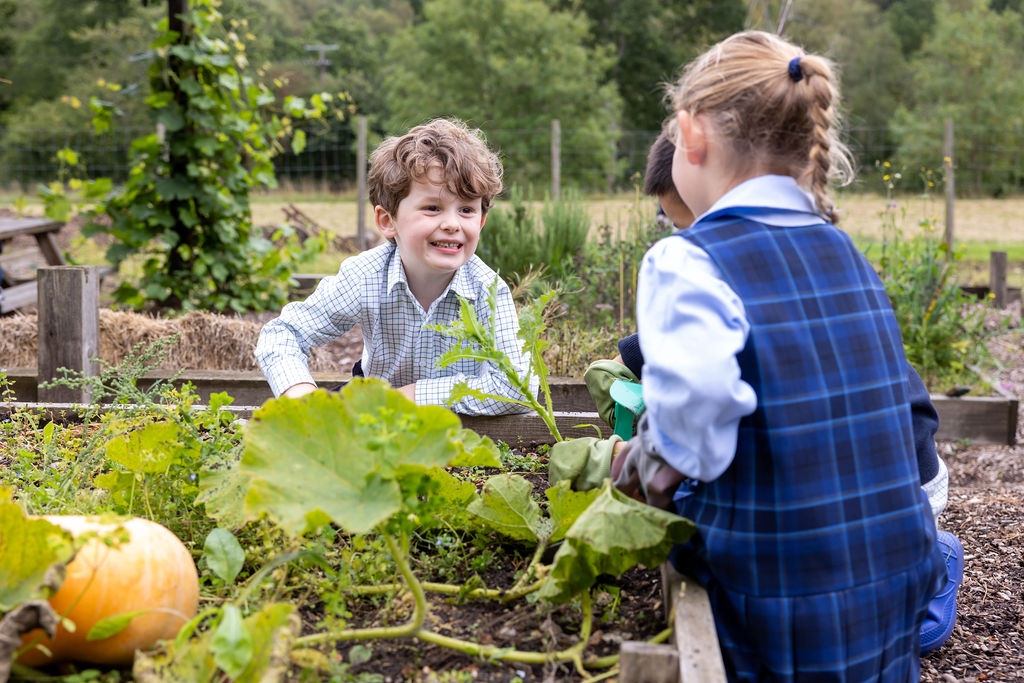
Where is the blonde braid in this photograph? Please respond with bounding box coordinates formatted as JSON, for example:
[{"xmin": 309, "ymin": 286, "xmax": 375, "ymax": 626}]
[{"xmin": 795, "ymin": 55, "xmax": 847, "ymax": 224}]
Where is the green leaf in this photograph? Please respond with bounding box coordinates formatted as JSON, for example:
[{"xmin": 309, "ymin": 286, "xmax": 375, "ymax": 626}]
[
  {"xmin": 210, "ymin": 604, "xmax": 252, "ymax": 678},
  {"xmin": 240, "ymin": 380, "xmax": 468, "ymax": 536},
  {"xmin": 0, "ymin": 496, "xmax": 74, "ymax": 611},
  {"xmin": 87, "ymin": 610, "xmax": 150, "ymax": 641},
  {"xmin": 154, "ymin": 107, "xmax": 185, "ymax": 132},
  {"xmin": 467, "ymin": 474, "xmax": 549, "ymax": 542},
  {"xmin": 203, "ymin": 529, "xmax": 245, "ymax": 585},
  {"xmin": 104, "ymin": 421, "xmax": 192, "ymax": 473},
  {"xmin": 290, "ymin": 129, "xmax": 307, "ymax": 155},
  {"xmin": 538, "ymin": 482, "xmax": 696, "ymax": 604},
  {"xmin": 545, "ymin": 481, "xmax": 600, "ymax": 543},
  {"xmin": 448, "ymin": 429, "xmax": 501, "ymax": 468}
]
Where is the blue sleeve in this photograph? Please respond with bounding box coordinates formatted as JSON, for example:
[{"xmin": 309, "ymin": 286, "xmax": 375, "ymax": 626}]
[{"xmin": 906, "ymin": 362, "xmax": 940, "ymax": 483}]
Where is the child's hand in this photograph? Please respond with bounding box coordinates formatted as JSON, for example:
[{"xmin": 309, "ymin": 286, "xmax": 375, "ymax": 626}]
[
  {"xmin": 283, "ymin": 382, "xmax": 317, "ymax": 399},
  {"xmin": 397, "ymin": 383, "xmax": 417, "ymax": 402}
]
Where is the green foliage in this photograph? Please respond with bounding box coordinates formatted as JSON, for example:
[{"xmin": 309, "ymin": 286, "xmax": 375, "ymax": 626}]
[
  {"xmin": 538, "ymin": 482, "xmax": 695, "ymax": 603},
  {"xmin": 79, "ymin": 0, "xmax": 338, "ymax": 312},
  {"xmin": 431, "ymin": 282, "xmax": 563, "ymax": 441},
  {"xmin": 0, "ymin": 492, "xmax": 73, "ymax": 612},
  {"xmin": 240, "ymin": 380, "xmax": 498, "ymax": 536},
  {"xmin": 477, "ymin": 188, "xmax": 591, "ymax": 284},
  {"xmin": 891, "ymin": 1, "xmax": 1024, "ymax": 196},
  {"xmin": 872, "ymin": 181, "xmax": 1001, "ymax": 390},
  {"xmin": 381, "ymin": 0, "xmax": 622, "ymax": 190},
  {"xmin": 132, "ymin": 602, "xmax": 298, "ymax": 682},
  {"xmin": 551, "ymin": 0, "xmax": 745, "ymax": 131}
]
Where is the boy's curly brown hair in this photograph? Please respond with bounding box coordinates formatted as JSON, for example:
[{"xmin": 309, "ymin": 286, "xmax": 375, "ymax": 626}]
[{"xmin": 368, "ymin": 118, "xmax": 504, "ymax": 217}]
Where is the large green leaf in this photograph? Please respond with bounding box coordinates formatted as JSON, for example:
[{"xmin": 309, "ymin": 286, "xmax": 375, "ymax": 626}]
[
  {"xmin": 538, "ymin": 483, "xmax": 696, "ymax": 604},
  {"xmin": 467, "ymin": 474, "xmax": 549, "ymax": 542},
  {"xmin": 0, "ymin": 497, "xmax": 74, "ymax": 612},
  {"xmin": 240, "ymin": 379, "xmax": 474, "ymax": 536},
  {"xmin": 545, "ymin": 481, "xmax": 600, "ymax": 544},
  {"xmin": 104, "ymin": 421, "xmax": 195, "ymax": 473}
]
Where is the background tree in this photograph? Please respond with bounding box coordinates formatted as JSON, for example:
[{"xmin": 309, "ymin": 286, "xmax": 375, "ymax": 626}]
[
  {"xmin": 382, "ymin": 0, "xmax": 622, "ymax": 191},
  {"xmin": 551, "ymin": 0, "xmax": 745, "ymax": 132},
  {"xmin": 784, "ymin": 0, "xmax": 909, "ymax": 183},
  {"xmin": 891, "ymin": 0, "xmax": 1024, "ymax": 196}
]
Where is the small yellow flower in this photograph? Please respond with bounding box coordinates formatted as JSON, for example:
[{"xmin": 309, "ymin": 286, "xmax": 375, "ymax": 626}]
[
  {"xmin": 883, "ymin": 174, "xmax": 890, "ymax": 181},
  {"xmin": 883, "ymin": 161, "xmax": 891, "ymax": 168},
  {"xmin": 944, "ymin": 156, "xmax": 951, "ymax": 164},
  {"xmin": 97, "ymin": 77, "xmax": 106, "ymax": 87},
  {"xmin": 69, "ymin": 96, "xmax": 81, "ymax": 109},
  {"xmin": 988, "ymin": 292, "xmax": 996, "ymax": 299}
]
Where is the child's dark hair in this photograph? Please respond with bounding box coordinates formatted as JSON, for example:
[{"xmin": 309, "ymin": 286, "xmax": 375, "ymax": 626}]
[
  {"xmin": 667, "ymin": 31, "xmax": 853, "ymax": 223},
  {"xmin": 368, "ymin": 118, "xmax": 503, "ymax": 217},
  {"xmin": 642, "ymin": 132, "xmax": 676, "ymax": 197}
]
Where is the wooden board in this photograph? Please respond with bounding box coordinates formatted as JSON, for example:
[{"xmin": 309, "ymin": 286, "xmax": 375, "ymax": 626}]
[{"xmin": 2, "ymin": 371, "xmax": 1017, "ymax": 445}]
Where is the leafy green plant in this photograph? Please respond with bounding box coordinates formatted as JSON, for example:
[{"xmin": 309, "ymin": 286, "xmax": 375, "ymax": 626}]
[
  {"xmin": 430, "ymin": 280, "xmax": 563, "ymax": 441},
  {"xmin": 71, "ymin": 0, "xmax": 340, "ymax": 312},
  {"xmin": 872, "ymin": 167, "xmax": 1003, "ymax": 390},
  {"xmin": 224, "ymin": 381, "xmax": 692, "ymax": 675},
  {"xmin": 478, "ymin": 188, "xmax": 592, "ymax": 286}
]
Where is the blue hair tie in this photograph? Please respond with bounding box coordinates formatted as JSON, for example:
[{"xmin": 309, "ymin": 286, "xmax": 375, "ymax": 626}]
[{"xmin": 788, "ymin": 56, "xmax": 803, "ymax": 82}]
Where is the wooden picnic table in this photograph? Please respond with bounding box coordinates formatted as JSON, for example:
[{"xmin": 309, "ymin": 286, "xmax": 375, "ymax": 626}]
[{"xmin": 0, "ymin": 217, "xmax": 66, "ymax": 314}]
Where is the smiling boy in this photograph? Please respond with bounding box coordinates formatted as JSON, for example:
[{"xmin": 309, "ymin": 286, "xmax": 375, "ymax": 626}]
[{"xmin": 256, "ymin": 118, "xmax": 535, "ymax": 415}]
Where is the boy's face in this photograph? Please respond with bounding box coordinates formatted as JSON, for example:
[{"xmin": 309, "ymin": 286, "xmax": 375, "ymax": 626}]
[
  {"xmin": 375, "ymin": 172, "xmax": 484, "ymax": 282},
  {"xmin": 658, "ymin": 190, "xmax": 694, "ymax": 229}
]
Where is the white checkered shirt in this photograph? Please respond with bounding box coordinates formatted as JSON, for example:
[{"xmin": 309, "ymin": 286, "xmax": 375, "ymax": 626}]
[{"xmin": 255, "ymin": 243, "xmax": 537, "ymax": 415}]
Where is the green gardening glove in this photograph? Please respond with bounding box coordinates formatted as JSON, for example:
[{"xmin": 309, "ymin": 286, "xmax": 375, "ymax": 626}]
[
  {"xmin": 584, "ymin": 360, "xmax": 640, "ymax": 428},
  {"xmin": 547, "ymin": 435, "xmax": 623, "ymax": 491}
]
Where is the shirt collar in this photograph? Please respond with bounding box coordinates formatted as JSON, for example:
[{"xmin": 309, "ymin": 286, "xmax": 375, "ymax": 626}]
[
  {"xmin": 385, "ymin": 243, "xmax": 476, "ymax": 302},
  {"xmin": 694, "ymin": 174, "xmax": 826, "ymax": 228}
]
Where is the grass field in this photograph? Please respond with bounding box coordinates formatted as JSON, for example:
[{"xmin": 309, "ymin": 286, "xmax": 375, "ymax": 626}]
[
  {"xmin": 5, "ymin": 190, "xmax": 1023, "ymax": 285},
  {"xmin": 249, "ymin": 191, "xmax": 1024, "ymax": 245}
]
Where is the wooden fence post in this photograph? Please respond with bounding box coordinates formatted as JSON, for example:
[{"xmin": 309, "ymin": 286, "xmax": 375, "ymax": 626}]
[
  {"xmin": 356, "ymin": 115, "xmax": 368, "ymax": 251},
  {"xmin": 990, "ymin": 250, "xmax": 1008, "ymax": 309},
  {"xmin": 943, "ymin": 119, "xmax": 955, "ymax": 259},
  {"xmin": 551, "ymin": 119, "xmax": 561, "ymax": 200},
  {"xmin": 37, "ymin": 266, "xmax": 99, "ymax": 403}
]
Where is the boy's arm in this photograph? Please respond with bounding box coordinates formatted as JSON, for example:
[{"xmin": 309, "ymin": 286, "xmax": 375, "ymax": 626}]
[
  {"xmin": 255, "ymin": 269, "xmax": 361, "ymax": 397},
  {"xmin": 415, "ymin": 279, "xmax": 538, "ymax": 415}
]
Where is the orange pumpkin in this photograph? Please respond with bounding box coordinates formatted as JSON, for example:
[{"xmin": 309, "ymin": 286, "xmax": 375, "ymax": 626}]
[{"xmin": 17, "ymin": 515, "xmax": 199, "ymax": 668}]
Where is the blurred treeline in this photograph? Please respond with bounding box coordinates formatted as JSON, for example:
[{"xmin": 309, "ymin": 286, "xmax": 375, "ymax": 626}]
[{"xmin": 1, "ymin": 0, "xmax": 1023, "ymax": 195}]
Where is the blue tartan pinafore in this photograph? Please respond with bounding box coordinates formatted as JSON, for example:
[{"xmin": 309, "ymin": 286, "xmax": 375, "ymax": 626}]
[{"xmin": 670, "ymin": 216, "xmax": 946, "ymax": 682}]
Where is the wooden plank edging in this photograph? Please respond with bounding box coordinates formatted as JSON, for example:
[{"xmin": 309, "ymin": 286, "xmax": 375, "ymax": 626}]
[{"xmin": 1, "ymin": 370, "xmax": 1017, "ymax": 445}]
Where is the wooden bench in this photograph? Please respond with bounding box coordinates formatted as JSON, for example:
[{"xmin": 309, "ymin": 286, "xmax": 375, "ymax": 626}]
[{"xmin": 0, "ymin": 217, "xmax": 66, "ymax": 314}]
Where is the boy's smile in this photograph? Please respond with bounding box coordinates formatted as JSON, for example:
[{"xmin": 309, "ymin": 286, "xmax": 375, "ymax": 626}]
[{"xmin": 375, "ymin": 173, "xmax": 485, "ymax": 307}]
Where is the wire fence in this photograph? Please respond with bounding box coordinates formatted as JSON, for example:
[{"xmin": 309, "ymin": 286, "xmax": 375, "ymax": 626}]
[{"xmin": 1, "ymin": 120, "xmax": 1022, "ymax": 197}]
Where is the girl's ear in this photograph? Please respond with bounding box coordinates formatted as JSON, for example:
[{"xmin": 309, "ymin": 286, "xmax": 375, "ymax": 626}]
[
  {"xmin": 677, "ymin": 110, "xmax": 707, "ymax": 165},
  {"xmin": 375, "ymin": 206, "xmax": 397, "ymax": 239}
]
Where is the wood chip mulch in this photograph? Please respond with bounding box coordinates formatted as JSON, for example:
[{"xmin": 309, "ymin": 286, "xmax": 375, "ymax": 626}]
[{"xmin": 921, "ymin": 322, "xmax": 1024, "ymax": 683}]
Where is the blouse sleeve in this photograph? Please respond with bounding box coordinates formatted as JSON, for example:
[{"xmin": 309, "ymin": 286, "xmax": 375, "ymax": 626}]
[{"xmin": 636, "ymin": 236, "xmax": 758, "ymax": 481}]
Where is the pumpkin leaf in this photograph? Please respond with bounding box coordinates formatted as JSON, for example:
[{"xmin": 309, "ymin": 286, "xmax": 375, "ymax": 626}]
[
  {"xmin": 240, "ymin": 379, "xmax": 473, "ymax": 536},
  {"xmin": 0, "ymin": 493, "xmax": 74, "ymax": 612},
  {"xmin": 545, "ymin": 481, "xmax": 601, "ymax": 543},
  {"xmin": 538, "ymin": 482, "xmax": 696, "ymax": 604},
  {"xmin": 196, "ymin": 465, "xmax": 249, "ymax": 530},
  {"xmin": 210, "ymin": 604, "xmax": 251, "ymax": 678},
  {"xmin": 86, "ymin": 610, "xmax": 150, "ymax": 641},
  {"xmin": 202, "ymin": 529, "xmax": 245, "ymax": 585},
  {"xmin": 467, "ymin": 474, "xmax": 550, "ymax": 542},
  {"xmin": 104, "ymin": 421, "xmax": 197, "ymax": 474}
]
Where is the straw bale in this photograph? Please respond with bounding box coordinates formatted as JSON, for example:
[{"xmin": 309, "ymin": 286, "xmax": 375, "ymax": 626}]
[{"xmin": 0, "ymin": 310, "xmax": 361, "ymax": 372}]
